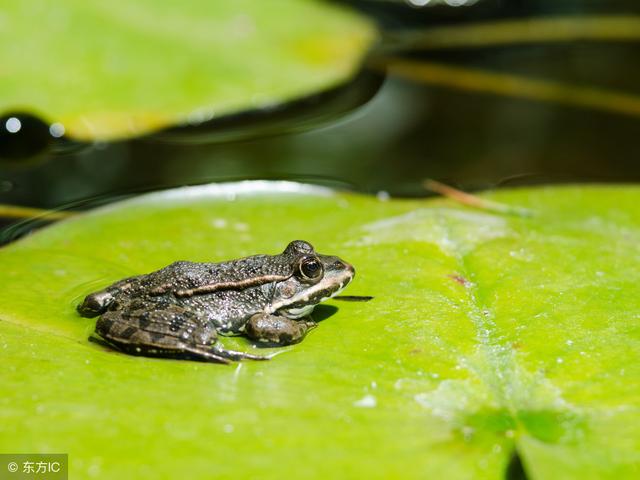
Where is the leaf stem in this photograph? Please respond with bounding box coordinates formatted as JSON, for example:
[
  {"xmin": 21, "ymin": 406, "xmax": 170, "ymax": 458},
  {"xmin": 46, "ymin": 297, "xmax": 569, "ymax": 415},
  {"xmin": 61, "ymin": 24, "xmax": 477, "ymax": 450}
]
[
  {"xmin": 423, "ymin": 179, "xmax": 533, "ymax": 217},
  {"xmin": 0, "ymin": 204, "xmax": 77, "ymax": 221},
  {"xmin": 370, "ymin": 57, "xmax": 640, "ymax": 119},
  {"xmin": 385, "ymin": 15, "xmax": 640, "ymax": 50}
]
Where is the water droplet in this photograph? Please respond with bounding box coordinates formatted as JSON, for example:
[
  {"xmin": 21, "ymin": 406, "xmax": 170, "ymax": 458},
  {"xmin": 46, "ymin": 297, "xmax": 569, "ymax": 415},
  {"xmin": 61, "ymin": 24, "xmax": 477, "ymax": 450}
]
[
  {"xmin": 211, "ymin": 218, "xmax": 228, "ymax": 229},
  {"xmin": 462, "ymin": 426, "xmax": 474, "ymax": 442},
  {"xmin": 376, "ymin": 191, "xmax": 390, "ymax": 201},
  {"xmin": 87, "ymin": 463, "xmax": 101, "ymax": 477},
  {"xmin": 353, "ymin": 394, "xmax": 377, "ymax": 408},
  {"xmin": 49, "ymin": 122, "xmax": 65, "ymax": 138},
  {"xmin": 5, "ymin": 117, "xmax": 21, "ymax": 133}
]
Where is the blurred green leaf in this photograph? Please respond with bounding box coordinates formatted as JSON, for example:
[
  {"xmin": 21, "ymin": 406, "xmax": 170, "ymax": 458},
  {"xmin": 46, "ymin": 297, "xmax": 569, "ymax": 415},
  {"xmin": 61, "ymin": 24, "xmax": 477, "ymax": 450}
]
[
  {"xmin": 0, "ymin": 1, "xmax": 376, "ymax": 140},
  {"xmin": 0, "ymin": 182, "xmax": 638, "ymax": 479}
]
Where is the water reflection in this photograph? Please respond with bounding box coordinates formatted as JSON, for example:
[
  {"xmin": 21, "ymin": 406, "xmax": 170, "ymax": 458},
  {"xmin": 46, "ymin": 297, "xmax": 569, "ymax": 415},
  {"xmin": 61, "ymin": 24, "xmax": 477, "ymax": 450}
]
[{"xmin": 1, "ymin": 2, "xmax": 640, "ymax": 222}]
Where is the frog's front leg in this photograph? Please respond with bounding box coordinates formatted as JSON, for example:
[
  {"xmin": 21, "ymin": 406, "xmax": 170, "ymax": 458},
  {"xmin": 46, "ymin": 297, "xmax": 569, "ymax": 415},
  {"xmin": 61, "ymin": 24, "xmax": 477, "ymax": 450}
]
[
  {"xmin": 245, "ymin": 313, "xmax": 317, "ymax": 346},
  {"xmin": 78, "ymin": 275, "xmax": 145, "ymax": 318}
]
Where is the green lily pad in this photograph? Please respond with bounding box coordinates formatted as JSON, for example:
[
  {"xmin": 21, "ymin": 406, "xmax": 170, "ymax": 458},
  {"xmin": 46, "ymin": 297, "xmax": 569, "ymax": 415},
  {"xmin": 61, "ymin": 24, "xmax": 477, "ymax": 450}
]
[
  {"xmin": 0, "ymin": 181, "xmax": 638, "ymax": 479},
  {"xmin": 1, "ymin": 2, "xmax": 376, "ymax": 140}
]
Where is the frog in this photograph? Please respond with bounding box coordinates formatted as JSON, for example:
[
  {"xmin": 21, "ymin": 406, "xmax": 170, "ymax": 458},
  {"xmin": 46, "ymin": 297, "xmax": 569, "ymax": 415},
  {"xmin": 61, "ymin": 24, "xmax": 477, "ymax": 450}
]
[{"xmin": 77, "ymin": 240, "xmax": 355, "ymax": 364}]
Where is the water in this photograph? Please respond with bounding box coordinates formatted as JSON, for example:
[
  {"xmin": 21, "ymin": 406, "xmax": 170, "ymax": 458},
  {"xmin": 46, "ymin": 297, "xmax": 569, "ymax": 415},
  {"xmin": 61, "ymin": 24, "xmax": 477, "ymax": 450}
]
[{"xmin": 2, "ymin": 1, "xmax": 640, "ymax": 237}]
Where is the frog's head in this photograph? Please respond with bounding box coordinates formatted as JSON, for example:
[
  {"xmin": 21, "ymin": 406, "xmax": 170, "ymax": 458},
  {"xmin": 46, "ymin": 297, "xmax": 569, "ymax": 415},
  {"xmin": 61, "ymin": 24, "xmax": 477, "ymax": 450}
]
[{"xmin": 267, "ymin": 240, "xmax": 355, "ymax": 319}]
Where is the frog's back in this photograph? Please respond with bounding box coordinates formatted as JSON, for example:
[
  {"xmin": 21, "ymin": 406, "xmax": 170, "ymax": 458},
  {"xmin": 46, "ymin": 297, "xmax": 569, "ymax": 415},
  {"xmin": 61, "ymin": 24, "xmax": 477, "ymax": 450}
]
[{"xmin": 152, "ymin": 254, "xmax": 291, "ymax": 287}]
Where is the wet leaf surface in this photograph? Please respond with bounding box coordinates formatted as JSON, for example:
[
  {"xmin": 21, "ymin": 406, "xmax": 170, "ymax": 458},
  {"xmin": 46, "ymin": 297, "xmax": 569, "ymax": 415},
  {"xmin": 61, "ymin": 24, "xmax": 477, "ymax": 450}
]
[{"xmin": 0, "ymin": 182, "xmax": 638, "ymax": 479}]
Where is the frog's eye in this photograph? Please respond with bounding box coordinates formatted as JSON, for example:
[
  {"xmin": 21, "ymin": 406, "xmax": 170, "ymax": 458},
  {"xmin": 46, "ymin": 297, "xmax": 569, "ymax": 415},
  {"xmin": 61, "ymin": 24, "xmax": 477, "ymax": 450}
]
[{"xmin": 298, "ymin": 257, "xmax": 323, "ymax": 281}]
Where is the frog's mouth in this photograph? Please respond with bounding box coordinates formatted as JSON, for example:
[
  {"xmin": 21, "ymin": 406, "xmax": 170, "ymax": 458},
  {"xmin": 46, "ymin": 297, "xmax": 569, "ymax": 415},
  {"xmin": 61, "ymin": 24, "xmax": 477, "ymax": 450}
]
[{"xmin": 269, "ymin": 262, "xmax": 355, "ymax": 319}]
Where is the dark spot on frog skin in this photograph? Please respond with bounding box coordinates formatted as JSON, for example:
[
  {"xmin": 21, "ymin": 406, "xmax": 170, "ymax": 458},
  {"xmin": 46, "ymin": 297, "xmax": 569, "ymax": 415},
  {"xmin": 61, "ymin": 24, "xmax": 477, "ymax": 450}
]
[
  {"xmin": 138, "ymin": 312, "xmax": 151, "ymax": 329},
  {"xmin": 98, "ymin": 318, "xmax": 114, "ymax": 333},
  {"xmin": 169, "ymin": 316, "xmax": 185, "ymax": 332},
  {"xmin": 120, "ymin": 326, "xmax": 138, "ymax": 339},
  {"xmin": 150, "ymin": 331, "xmax": 167, "ymax": 343}
]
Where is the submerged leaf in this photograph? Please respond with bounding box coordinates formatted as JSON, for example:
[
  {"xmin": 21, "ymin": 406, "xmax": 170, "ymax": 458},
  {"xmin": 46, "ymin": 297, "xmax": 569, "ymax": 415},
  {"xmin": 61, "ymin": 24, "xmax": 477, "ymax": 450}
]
[
  {"xmin": 0, "ymin": 181, "xmax": 638, "ymax": 479},
  {"xmin": 0, "ymin": 1, "xmax": 376, "ymax": 140}
]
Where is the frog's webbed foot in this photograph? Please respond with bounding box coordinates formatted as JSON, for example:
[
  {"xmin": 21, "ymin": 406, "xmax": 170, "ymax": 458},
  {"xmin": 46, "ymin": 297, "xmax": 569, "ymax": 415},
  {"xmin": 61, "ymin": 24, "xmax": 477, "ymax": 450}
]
[
  {"xmin": 176, "ymin": 346, "xmax": 235, "ymax": 364},
  {"xmin": 151, "ymin": 340, "xmax": 269, "ymax": 363},
  {"xmin": 179, "ymin": 345, "xmax": 269, "ymax": 363},
  {"xmin": 95, "ymin": 305, "xmax": 269, "ymax": 364},
  {"xmin": 208, "ymin": 346, "xmax": 271, "ymax": 362},
  {"xmin": 245, "ymin": 312, "xmax": 317, "ymax": 346}
]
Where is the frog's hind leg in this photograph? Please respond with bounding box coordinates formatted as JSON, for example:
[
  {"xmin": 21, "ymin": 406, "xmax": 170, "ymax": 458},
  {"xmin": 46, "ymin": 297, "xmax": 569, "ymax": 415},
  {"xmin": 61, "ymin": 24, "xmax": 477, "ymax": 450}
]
[
  {"xmin": 95, "ymin": 305, "xmax": 268, "ymax": 363},
  {"xmin": 95, "ymin": 313, "xmax": 231, "ymax": 364}
]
